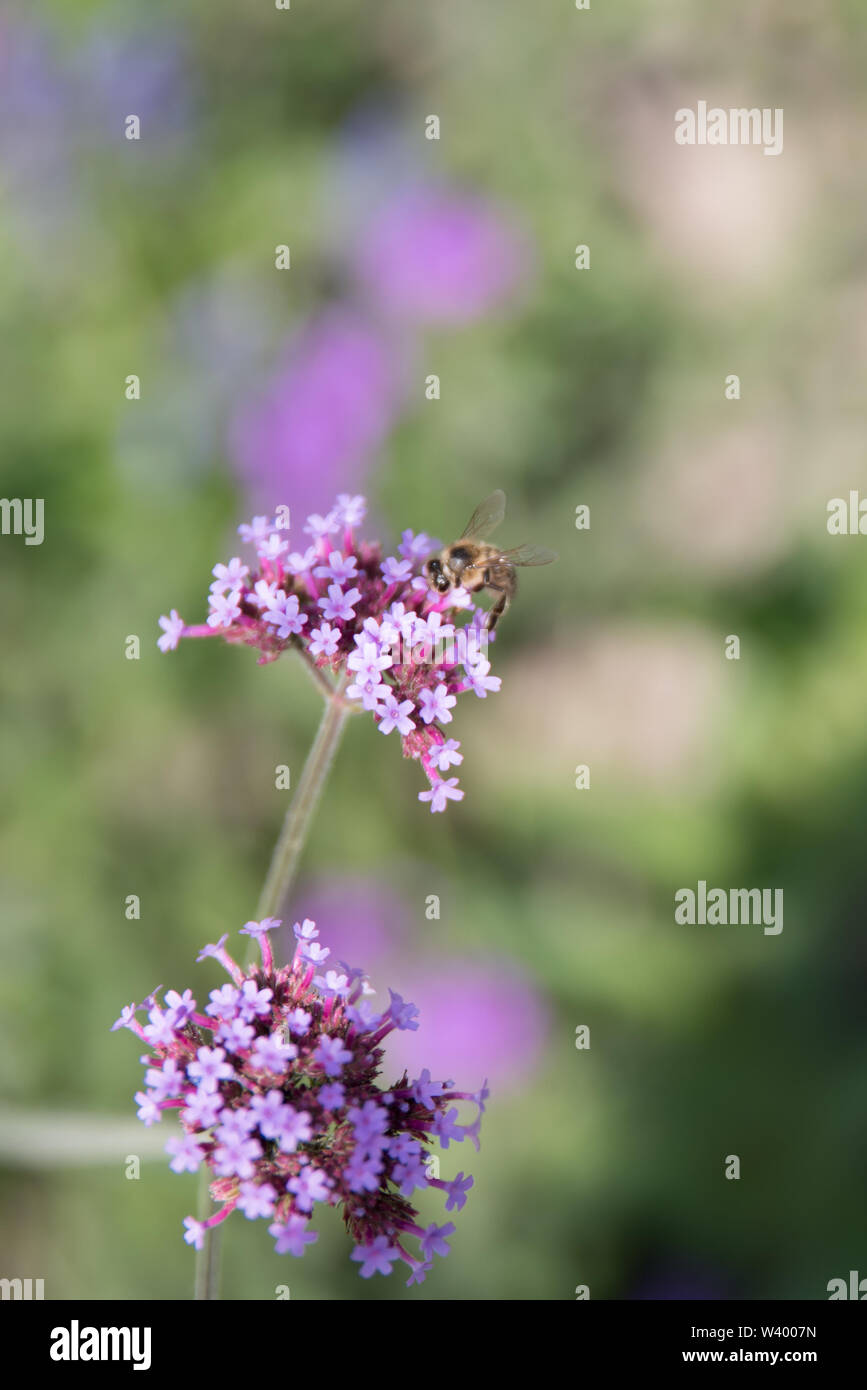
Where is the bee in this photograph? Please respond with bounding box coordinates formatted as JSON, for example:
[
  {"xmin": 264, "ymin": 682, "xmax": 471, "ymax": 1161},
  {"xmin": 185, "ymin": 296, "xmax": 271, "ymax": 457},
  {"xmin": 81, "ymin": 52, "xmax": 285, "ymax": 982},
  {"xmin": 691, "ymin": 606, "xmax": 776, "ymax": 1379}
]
[{"xmin": 425, "ymin": 489, "xmax": 558, "ymax": 630}]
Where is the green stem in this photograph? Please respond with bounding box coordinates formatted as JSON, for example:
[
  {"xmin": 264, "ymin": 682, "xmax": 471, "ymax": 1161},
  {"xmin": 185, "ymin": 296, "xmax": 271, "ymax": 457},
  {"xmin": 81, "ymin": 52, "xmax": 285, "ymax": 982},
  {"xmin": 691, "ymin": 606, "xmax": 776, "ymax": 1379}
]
[
  {"xmin": 256, "ymin": 674, "xmax": 351, "ymax": 922},
  {"xmin": 194, "ymin": 1172, "xmax": 223, "ymax": 1301},
  {"xmin": 194, "ymin": 675, "xmax": 351, "ymax": 1300}
]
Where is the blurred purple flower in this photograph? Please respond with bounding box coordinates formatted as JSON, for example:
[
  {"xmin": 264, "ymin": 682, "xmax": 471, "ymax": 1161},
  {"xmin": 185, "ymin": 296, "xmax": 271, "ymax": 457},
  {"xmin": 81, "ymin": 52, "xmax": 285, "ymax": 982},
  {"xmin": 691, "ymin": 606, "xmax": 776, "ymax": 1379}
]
[
  {"xmin": 229, "ymin": 310, "xmax": 404, "ymax": 516},
  {"xmin": 71, "ymin": 24, "xmax": 194, "ymax": 150},
  {"xmin": 287, "ymin": 876, "xmax": 409, "ymax": 966},
  {"xmin": 0, "ymin": 17, "xmax": 77, "ymax": 228},
  {"xmin": 287, "ymin": 876, "xmax": 547, "ymax": 1090},
  {"xmin": 353, "ymin": 188, "xmax": 531, "ymax": 325},
  {"xmin": 384, "ymin": 963, "xmax": 548, "ymax": 1091}
]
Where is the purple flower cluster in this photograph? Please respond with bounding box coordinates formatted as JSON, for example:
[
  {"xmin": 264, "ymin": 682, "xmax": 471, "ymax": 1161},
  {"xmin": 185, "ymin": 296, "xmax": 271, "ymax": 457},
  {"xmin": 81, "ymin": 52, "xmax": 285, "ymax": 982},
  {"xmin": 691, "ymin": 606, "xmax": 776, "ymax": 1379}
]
[
  {"xmin": 115, "ymin": 920, "xmax": 484, "ymax": 1284},
  {"xmin": 158, "ymin": 494, "xmax": 502, "ymax": 811}
]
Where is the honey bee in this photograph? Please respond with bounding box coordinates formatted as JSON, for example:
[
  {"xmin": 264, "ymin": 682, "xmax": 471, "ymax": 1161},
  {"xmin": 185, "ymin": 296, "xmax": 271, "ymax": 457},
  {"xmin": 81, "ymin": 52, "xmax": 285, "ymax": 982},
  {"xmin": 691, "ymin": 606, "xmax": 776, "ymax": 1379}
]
[{"xmin": 425, "ymin": 490, "xmax": 558, "ymax": 630}]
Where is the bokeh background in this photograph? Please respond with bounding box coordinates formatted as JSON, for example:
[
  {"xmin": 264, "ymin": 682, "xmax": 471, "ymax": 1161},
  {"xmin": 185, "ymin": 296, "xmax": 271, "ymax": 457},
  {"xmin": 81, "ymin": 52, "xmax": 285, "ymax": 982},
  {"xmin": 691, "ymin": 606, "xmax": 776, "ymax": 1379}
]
[{"xmin": 2, "ymin": 0, "xmax": 867, "ymax": 1301}]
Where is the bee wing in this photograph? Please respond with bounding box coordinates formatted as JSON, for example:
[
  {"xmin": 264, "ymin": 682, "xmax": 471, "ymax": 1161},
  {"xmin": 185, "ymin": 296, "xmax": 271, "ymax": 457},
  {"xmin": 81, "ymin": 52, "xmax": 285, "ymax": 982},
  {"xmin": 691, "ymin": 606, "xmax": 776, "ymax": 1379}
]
[
  {"xmin": 461, "ymin": 489, "xmax": 507, "ymax": 541},
  {"xmin": 494, "ymin": 543, "xmax": 559, "ymax": 567}
]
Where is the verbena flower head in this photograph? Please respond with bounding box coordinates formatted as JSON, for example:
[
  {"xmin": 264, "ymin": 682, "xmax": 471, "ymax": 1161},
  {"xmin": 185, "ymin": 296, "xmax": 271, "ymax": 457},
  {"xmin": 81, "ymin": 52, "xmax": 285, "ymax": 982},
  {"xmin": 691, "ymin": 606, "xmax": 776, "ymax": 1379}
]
[
  {"xmin": 158, "ymin": 495, "xmax": 502, "ymax": 810},
  {"xmin": 115, "ymin": 920, "xmax": 486, "ymax": 1285}
]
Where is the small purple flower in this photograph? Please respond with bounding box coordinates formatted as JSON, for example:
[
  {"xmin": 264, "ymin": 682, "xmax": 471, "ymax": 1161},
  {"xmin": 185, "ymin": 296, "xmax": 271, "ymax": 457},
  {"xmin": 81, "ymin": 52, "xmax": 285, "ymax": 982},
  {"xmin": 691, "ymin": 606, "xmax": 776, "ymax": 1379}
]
[
  {"xmin": 334, "ymin": 494, "xmax": 366, "ymax": 527},
  {"xmin": 314, "ymin": 1035, "xmax": 354, "ymax": 1077},
  {"xmin": 196, "ymin": 934, "xmax": 229, "ymax": 964},
  {"xmin": 393, "ymin": 1153, "xmax": 429, "ymax": 1197},
  {"xmin": 164, "ymin": 989, "xmax": 196, "ymax": 1028},
  {"xmin": 207, "ymin": 591, "xmax": 242, "ymax": 629},
  {"xmin": 413, "ymin": 1068, "xmax": 446, "ymax": 1110},
  {"xmin": 351, "ymin": 1236, "xmax": 400, "ymax": 1279},
  {"xmin": 346, "ymin": 1152, "xmax": 384, "ymax": 1193},
  {"xmin": 111, "ymin": 1003, "xmax": 138, "ymax": 1032},
  {"xmin": 348, "ymin": 1100, "xmax": 389, "ymax": 1141},
  {"xmin": 216, "ymin": 1017, "xmax": 255, "ymax": 1054},
  {"xmin": 398, "ymin": 529, "xmax": 439, "ymax": 563},
  {"xmin": 314, "ymin": 970, "xmax": 350, "ymax": 997},
  {"xmin": 432, "ymin": 738, "xmax": 463, "ymax": 772},
  {"xmin": 418, "ymin": 684, "xmax": 456, "ymax": 726},
  {"xmin": 276, "ymin": 1107, "xmax": 314, "ymax": 1154},
  {"xmin": 286, "ymin": 547, "xmax": 317, "ymax": 576},
  {"xmin": 381, "ymin": 555, "xmax": 413, "ymax": 583},
  {"xmin": 288, "ymin": 1165, "xmax": 332, "ymax": 1211},
  {"xmin": 213, "ymin": 1133, "xmax": 263, "ymax": 1180},
  {"xmin": 157, "ymin": 610, "xmax": 185, "ymax": 652},
  {"xmin": 464, "ymin": 656, "xmax": 502, "ymax": 698},
  {"xmin": 431, "ymin": 1107, "xmax": 464, "ymax": 1149},
  {"xmin": 318, "ymin": 1082, "xmax": 345, "ymax": 1111},
  {"xmin": 240, "ymin": 917, "xmax": 282, "ymax": 939},
  {"xmin": 249, "ymin": 1092, "xmax": 291, "ymax": 1140},
  {"xmin": 303, "ymin": 513, "xmax": 339, "ymax": 541},
  {"xmin": 420, "ymin": 1221, "xmax": 456, "ymax": 1261},
  {"xmin": 388, "ymin": 991, "xmax": 420, "ymax": 1032},
  {"xmin": 314, "ymin": 551, "xmax": 358, "ymax": 584},
  {"xmin": 320, "ymin": 583, "xmax": 361, "ymax": 623},
  {"xmin": 309, "ymin": 622, "xmax": 340, "ymax": 658},
  {"xmin": 250, "ymin": 1032, "xmax": 297, "ymax": 1074},
  {"xmin": 142, "ymin": 1006, "xmax": 176, "ymax": 1048},
  {"xmin": 346, "ymin": 674, "xmax": 386, "ymax": 711},
  {"xmin": 258, "ymin": 532, "xmax": 288, "ymax": 564},
  {"xmin": 237, "ymin": 980, "xmax": 274, "ymax": 1021},
  {"xmin": 211, "ymin": 558, "xmax": 249, "ymax": 593},
  {"xmin": 237, "ymin": 1181, "xmax": 278, "ymax": 1220},
  {"xmin": 347, "ymin": 641, "xmax": 392, "ymax": 683},
  {"xmin": 238, "ymin": 516, "xmax": 270, "ymax": 545},
  {"xmin": 419, "ymin": 777, "xmax": 464, "ymax": 813},
  {"xmin": 215, "ymin": 1107, "xmax": 257, "ymax": 1141},
  {"xmin": 286, "ymin": 1007, "xmax": 312, "ymax": 1036},
  {"xmin": 206, "ymin": 985, "xmax": 240, "ymax": 1019},
  {"xmin": 302, "ymin": 940, "xmax": 330, "ymax": 965},
  {"xmin": 183, "ymin": 1217, "xmax": 207, "ymax": 1251},
  {"xmin": 265, "ymin": 593, "xmax": 307, "ymax": 639},
  {"xmin": 134, "ymin": 1091, "xmax": 162, "ymax": 1127},
  {"xmin": 144, "ymin": 1058, "xmax": 185, "ymax": 1101},
  {"xmin": 270, "ymin": 1215, "xmax": 318, "ymax": 1257},
  {"xmin": 182, "ymin": 1089, "xmax": 223, "ymax": 1129},
  {"xmin": 166, "ymin": 1134, "xmax": 206, "ymax": 1175},
  {"xmin": 347, "ymin": 998, "xmax": 384, "ymax": 1032},
  {"xmin": 377, "ymin": 692, "xmax": 416, "ymax": 736},
  {"xmin": 444, "ymin": 1173, "xmax": 474, "ymax": 1212},
  {"xmin": 187, "ymin": 1046, "xmax": 234, "ymax": 1092}
]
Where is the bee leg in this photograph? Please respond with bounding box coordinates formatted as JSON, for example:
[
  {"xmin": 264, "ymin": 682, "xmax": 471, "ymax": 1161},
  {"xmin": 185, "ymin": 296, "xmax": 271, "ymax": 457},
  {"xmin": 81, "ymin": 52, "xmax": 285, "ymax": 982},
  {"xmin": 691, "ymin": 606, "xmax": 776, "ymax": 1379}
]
[{"xmin": 485, "ymin": 588, "xmax": 510, "ymax": 631}]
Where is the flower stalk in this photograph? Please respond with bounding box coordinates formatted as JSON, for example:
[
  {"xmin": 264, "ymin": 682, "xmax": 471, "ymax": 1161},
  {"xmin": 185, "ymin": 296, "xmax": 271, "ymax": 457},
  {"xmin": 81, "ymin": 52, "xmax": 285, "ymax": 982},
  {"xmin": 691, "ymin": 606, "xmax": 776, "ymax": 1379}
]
[{"xmin": 257, "ymin": 672, "xmax": 350, "ymax": 924}]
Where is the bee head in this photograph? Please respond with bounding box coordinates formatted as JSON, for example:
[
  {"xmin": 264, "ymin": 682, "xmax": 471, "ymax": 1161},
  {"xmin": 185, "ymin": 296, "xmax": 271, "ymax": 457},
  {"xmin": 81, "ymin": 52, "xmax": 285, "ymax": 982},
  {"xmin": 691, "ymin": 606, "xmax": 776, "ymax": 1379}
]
[{"xmin": 425, "ymin": 557, "xmax": 451, "ymax": 594}]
